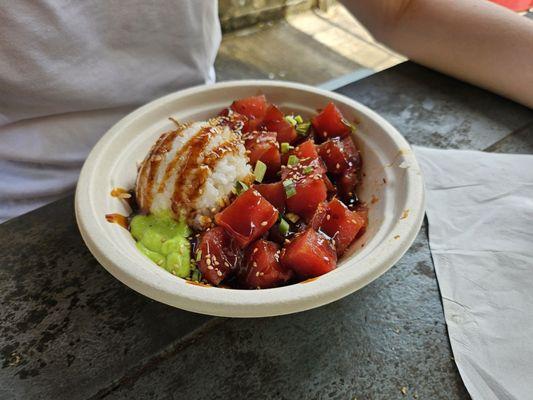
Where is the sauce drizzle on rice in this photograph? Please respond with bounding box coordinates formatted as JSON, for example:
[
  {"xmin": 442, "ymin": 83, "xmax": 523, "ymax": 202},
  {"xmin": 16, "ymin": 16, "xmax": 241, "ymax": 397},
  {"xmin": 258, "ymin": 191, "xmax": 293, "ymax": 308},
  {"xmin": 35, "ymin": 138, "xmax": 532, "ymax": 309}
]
[
  {"xmin": 171, "ymin": 126, "xmax": 214, "ymax": 215},
  {"xmin": 156, "ymin": 123, "xmax": 193, "ymax": 194},
  {"xmin": 135, "ymin": 116, "xmax": 252, "ymax": 229}
]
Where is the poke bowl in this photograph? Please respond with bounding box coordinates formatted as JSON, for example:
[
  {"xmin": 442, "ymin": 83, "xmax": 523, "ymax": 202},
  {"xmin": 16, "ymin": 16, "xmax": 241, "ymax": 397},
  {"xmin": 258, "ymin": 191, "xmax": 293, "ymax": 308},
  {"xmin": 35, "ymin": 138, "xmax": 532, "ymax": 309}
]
[{"xmin": 75, "ymin": 80, "xmax": 425, "ymax": 317}]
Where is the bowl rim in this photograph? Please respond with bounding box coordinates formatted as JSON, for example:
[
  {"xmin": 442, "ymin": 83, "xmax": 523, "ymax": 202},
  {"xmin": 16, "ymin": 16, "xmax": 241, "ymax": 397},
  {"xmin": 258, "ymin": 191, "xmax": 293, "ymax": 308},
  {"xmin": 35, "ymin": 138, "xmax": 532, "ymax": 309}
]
[{"xmin": 75, "ymin": 79, "xmax": 425, "ymax": 317}]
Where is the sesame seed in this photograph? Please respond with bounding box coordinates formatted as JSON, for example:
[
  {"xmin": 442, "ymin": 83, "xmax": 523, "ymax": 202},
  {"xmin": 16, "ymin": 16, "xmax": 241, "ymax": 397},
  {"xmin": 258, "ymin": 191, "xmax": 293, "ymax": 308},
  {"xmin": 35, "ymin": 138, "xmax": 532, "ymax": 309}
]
[
  {"xmin": 253, "ymin": 262, "xmax": 258, "ymax": 267},
  {"xmin": 336, "ymin": 163, "xmax": 340, "ymax": 169},
  {"xmin": 217, "ymin": 270, "xmax": 223, "ymax": 277},
  {"xmin": 260, "ymin": 221, "xmax": 268, "ymax": 226},
  {"xmin": 323, "ymin": 256, "xmax": 329, "ymax": 261},
  {"xmin": 206, "ymin": 258, "xmax": 211, "ymax": 265},
  {"xmin": 326, "ymin": 149, "xmax": 331, "ymax": 154},
  {"xmin": 255, "ymin": 271, "xmax": 260, "ymax": 277},
  {"xmin": 326, "ymin": 214, "xmax": 331, "ymax": 220},
  {"xmin": 207, "ymin": 265, "xmax": 214, "ymax": 270},
  {"xmin": 253, "ymin": 248, "xmax": 258, "ymax": 253},
  {"xmin": 224, "ymin": 261, "xmax": 230, "ymax": 267}
]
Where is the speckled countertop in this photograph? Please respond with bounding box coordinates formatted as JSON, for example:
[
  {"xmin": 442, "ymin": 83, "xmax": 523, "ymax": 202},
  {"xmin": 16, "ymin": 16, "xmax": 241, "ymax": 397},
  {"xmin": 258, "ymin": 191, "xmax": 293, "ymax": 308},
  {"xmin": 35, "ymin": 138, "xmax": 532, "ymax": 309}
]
[{"xmin": 1, "ymin": 62, "xmax": 532, "ymax": 400}]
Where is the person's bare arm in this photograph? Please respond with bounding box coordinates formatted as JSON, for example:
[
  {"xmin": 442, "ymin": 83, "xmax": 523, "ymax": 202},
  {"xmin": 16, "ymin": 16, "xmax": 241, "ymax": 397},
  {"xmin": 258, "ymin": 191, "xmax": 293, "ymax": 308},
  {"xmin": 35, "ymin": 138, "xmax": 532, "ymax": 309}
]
[{"xmin": 340, "ymin": 0, "xmax": 533, "ymax": 108}]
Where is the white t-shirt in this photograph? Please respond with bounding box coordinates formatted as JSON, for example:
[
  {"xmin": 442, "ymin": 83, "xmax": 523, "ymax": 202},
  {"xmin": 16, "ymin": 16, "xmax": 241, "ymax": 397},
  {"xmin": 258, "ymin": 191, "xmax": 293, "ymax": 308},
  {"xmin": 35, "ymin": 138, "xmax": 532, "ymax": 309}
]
[{"xmin": 0, "ymin": 0, "xmax": 221, "ymax": 222}]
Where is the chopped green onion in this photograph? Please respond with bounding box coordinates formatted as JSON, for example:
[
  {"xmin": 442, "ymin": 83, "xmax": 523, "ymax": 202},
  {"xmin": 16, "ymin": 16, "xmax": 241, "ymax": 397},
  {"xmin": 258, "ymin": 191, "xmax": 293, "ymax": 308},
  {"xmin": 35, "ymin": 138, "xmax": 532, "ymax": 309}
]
[
  {"xmin": 295, "ymin": 115, "xmax": 304, "ymax": 124},
  {"xmin": 283, "ymin": 179, "xmax": 297, "ymax": 198},
  {"xmin": 285, "ymin": 212, "xmax": 300, "ymax": 223},
  {"xmin": 343, "ymin": 118, "xmax": 357, "ymax": 133},
  {"xmin": 191, "ymin": 268, "xmax": 202, "ymax": 282},
  {"xmin": 296, "ymin": 121, "xmax": 311, "ymax": 136},
  {"xmin": 195, "ymin": 250, "xmax": 202, "ymax": 261},
  {"xmin": 235, "ymin": 180, "xmax": 249, "ymax": 195},
  {"xmin": 279, "ymin": 218, "xmax": 290, "ymax": 236},
  {"xmin": 287, "ymin": 155, "xmax": 299, "ymax": 166},
  {"xmin": 280, "ymin": 142, "xmax": 293, "ymax": 154},
  {"xmin": 284, "ymin": 115, "xmax": 297, "ymax": 126},
  {"xmin": 254, "ymin": 160, "xmax": 267, "ymax": 183},
  {"xmin": 303, "ymin": 165, "xmax": 313, "ymax": 174}
]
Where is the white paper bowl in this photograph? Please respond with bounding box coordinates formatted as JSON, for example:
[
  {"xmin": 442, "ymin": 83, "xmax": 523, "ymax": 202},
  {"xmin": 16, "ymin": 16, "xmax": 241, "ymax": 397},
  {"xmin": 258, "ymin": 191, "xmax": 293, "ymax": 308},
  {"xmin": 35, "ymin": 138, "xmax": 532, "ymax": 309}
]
[{"xmin": 75, "ymin": 80, "xmax": 425, "ymax": 317}]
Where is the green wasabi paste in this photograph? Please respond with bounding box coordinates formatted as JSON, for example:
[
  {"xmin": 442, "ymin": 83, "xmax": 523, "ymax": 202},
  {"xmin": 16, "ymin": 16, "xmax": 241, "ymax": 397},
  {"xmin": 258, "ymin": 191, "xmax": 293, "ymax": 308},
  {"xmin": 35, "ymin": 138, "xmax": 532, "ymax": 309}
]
[{"xmin": 130, "ymin": 211, "xmax": 192, "ymax": 278}]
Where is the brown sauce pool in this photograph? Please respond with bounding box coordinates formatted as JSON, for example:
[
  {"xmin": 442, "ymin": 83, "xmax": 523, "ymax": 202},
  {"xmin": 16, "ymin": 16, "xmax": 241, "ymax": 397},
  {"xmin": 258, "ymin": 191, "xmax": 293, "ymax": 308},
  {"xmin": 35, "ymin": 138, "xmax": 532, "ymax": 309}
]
[{"xmin": 105, "ymin": 213, "xmax": 129, "ymax": 229}]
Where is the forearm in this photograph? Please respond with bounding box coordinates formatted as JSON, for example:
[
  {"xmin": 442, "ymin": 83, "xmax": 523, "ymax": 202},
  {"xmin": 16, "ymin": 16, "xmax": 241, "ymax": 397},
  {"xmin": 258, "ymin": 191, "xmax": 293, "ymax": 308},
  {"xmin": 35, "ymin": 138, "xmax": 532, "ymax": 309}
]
[{"xmin": 340, "ymin": 0, "xmax": 533, "ymax": 109}]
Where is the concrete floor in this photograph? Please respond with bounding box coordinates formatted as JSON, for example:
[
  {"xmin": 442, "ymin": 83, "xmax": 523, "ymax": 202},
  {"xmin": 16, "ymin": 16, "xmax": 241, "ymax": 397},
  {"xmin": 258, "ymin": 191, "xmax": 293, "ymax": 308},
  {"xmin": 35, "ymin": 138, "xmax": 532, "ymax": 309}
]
[{"xmin": 215, "ymin": 3, "xmax": 405, "ymax": 85}]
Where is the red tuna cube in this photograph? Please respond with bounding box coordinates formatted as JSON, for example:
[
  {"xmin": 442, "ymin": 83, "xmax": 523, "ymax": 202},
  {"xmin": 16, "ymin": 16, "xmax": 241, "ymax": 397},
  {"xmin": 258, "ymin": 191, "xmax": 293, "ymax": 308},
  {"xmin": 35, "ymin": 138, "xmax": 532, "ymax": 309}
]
[
  {"xmin": 261, "ymin": 105, "xmax": 298, "ymax": 144},
  {"xmin": 317, "ymin": 198, "xmax": 367, "ymax": 255},
  {"xmin": 318, "ymin": 137, "xmax": 361, "ymax": 174},
  {"xmin": 244, "ymin": 131, "xmax": 281, "ymax": 179},
  {"xmin": 215, "ymin": 189, "xmax": 278, "ymax": 248},
  {"xmin": 281, "ymin": 228, "xmax": 337, "ymax": 278},
  {"xmin": 281, "ymin": 158, "xmax": 327, "ymax": 221},
  {"xmin": 231, "ymin": 95, "xmax": 269, "ymax": 133},
  {"xmin": 197, "ymin": 226, "xmax": 242, "ymax": 285},
  {"xmin": 311, "ymin": 102, "xmax": 352, "ymax": 140},
  {"xmin": 238, "ymin": 239, "xmax": 293, "ymax": 289},
  {"xmin": 253, "ymin": 182, "xmax": 286, "ymax": 213}
]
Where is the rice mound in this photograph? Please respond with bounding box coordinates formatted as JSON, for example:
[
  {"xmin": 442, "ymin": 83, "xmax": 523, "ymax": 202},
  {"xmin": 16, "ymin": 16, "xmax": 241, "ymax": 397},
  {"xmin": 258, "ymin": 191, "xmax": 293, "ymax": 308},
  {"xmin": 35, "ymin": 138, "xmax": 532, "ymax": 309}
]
[{"xmin": 136, "ymin": 117, "xmax": 252, "ymax": 229}]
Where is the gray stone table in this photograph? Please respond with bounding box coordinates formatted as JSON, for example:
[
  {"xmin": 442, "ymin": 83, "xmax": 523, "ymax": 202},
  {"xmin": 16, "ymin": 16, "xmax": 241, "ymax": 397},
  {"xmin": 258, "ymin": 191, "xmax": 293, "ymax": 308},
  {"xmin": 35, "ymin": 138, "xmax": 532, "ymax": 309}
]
[{"xmin": 1, "ymin": 62, "xmax": 532, "ymax": 400}]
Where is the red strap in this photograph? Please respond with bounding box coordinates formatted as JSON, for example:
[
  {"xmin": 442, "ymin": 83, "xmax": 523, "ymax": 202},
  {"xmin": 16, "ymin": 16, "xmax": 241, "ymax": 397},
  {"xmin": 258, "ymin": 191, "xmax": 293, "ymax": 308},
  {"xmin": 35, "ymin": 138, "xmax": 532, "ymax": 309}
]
[{"xmin": 489, "ymin": 0, "xmax": 533, "ymax": 11}]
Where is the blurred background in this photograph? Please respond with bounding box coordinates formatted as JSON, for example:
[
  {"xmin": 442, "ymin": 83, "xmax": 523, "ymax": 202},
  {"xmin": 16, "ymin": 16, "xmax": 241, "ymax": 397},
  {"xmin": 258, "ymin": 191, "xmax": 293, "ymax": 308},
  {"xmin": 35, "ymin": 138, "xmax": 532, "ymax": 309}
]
[
  {"xmin": 216, "ymin": 0, "xmax": 533, "ymax": 87},
  {"xmin": 215, "ymin": 0, "xmax": 405, "ymax": 87}
]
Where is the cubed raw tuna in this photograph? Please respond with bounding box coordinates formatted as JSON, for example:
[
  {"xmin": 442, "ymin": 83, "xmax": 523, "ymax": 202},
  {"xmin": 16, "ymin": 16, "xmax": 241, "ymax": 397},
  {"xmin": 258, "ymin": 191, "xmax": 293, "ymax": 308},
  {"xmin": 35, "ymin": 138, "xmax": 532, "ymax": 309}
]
[
  {"xmin": 231, "ymin": 95, "xmax": 269, "ymax": 133},
  {"xmin": 238, "ymin": 240, "xmax": 293, "ymax": 288},
  {"xmin": 253, "ymin": 182, "xmax": 286, "ymax": 213},
  {"xmin": 316, "ymin": 198, "xmax": 367, "ymax": 255},
  {"xmin": 293, "ymin": 139, "xmax": 319, "ymax": 160},
  {"xmin": 215, "ymin": 189, "xmax": 278, "ymax": 248},
  {"xmin": 231, "ymin": 95, "xmax": 268, "ymax": 119},
  {"xmin": 261, "ymin": 105, "xmax": 298, "ymax": 144},
  {"xmin": 318, "ymin": 137, "xmax": 360, "ymax": 174},
  {"xmin": 281, "ymin": 158, "xmax": 327, "ymax": 221},
  {"xmin": 308, "ymin": 201, "xmax": 328, "ymax": 230},
  {"xmin": 280, "ymin": 228, "xmax": 337, "ymax": 278},
  {"xmin": 311, "ymin": 102, "xmax": 352, "ymax": 140},
  {"xmin": 244, "ymin": 131, "xmax": 281, "ymax": 179},
  {"xmin": 337, "ymin": 168, "xmax": 359, "ymax": 202},
  {"xmin": 218, "ymin": 107, "xmax": 249, "ymax": 131},
  {"xmin": 197, "ymin": 227, "xmax": 241, "ymax": 285}
]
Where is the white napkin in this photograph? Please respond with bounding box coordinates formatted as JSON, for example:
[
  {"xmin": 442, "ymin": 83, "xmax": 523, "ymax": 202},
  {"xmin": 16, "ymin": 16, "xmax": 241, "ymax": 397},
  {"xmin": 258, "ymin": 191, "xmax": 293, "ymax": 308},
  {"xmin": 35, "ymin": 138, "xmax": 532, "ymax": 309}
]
[{"xmin": 414, "ymin": 147, "xmax": 533, "ymax": 400}]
